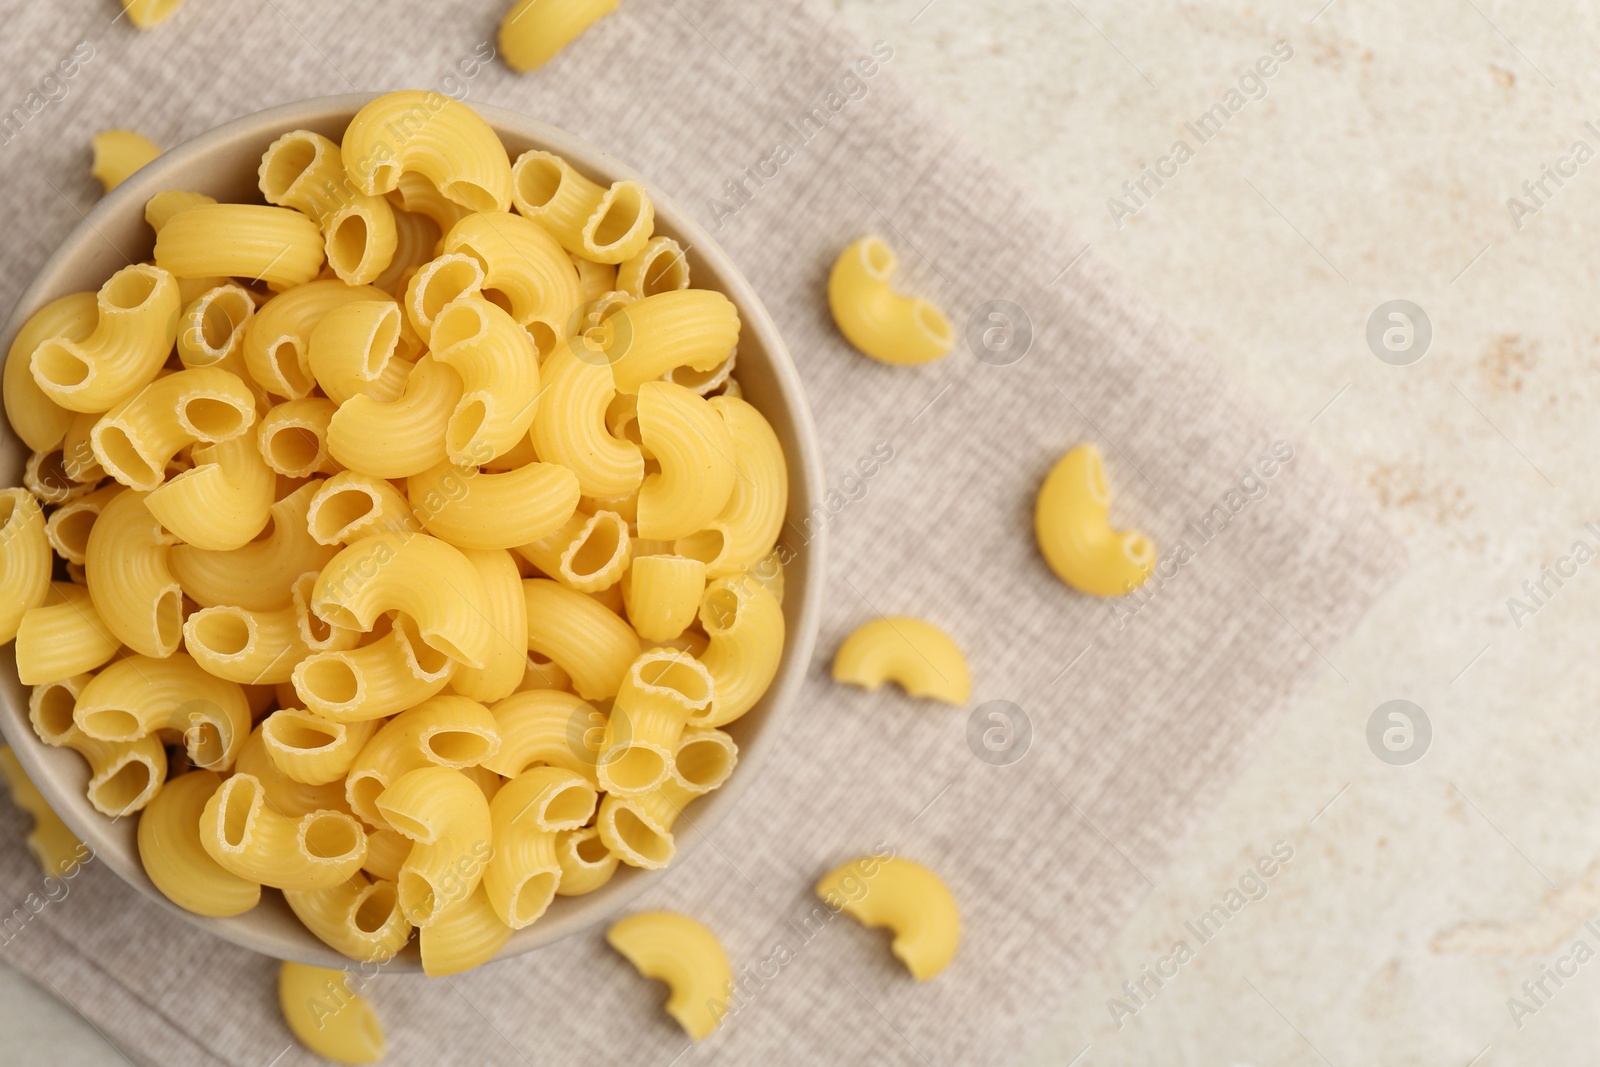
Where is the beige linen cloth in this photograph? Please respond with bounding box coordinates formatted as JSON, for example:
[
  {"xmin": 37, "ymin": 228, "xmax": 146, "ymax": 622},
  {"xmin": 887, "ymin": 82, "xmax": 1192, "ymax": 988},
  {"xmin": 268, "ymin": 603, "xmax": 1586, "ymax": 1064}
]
[{"xmin": 0, "ymin": 2, "xmax": 1403, "ymax": 1064}]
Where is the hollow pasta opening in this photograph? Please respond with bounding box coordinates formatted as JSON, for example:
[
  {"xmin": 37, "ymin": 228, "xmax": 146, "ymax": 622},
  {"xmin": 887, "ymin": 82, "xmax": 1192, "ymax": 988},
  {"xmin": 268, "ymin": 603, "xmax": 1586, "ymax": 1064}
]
[
  {"xmin": 303, "ymin": 813, "xmax": 361, "ymax": 860},
  {"xmin": 269, "ymin": 338, "xmax": 314, "ymax": 396},
  {"xmin": 675, "ymin": 737, "xmax": 734, "ymax": 791},
  {"xmin": 674, "ymin": 529, "xmax": 724, "ymax": 568},
  {"xmin": 94, "ymin": 427, "xmax": 157, "ymax": 487},
  {"xmin": 50, "ymin": 504, "xmax": 99, "ymax": 559},
  {"xmin": 913, "ymin": 300, "xmax": 954, "ymax": 347},
  {"xmin": 641, "ymin": 248, "xmax": 689, "ymax": 296},
  {"xmin": 445, "ymin": 179, "xmax": 501, "ymax": 216},
  {"xmin": 425, "ymin": 729, "xmax": 493, "ymax": 767},
  {"xmin": 182, "ymin": 396, "xmax": 250, "ymax": 440},
  {"xmin": 0, "ymin": 493, "xmax": 18, "ymax": 527},
  {"xmin": 513, "ymin": 872, "xmax": 557, "ymax": 925},
  {"xmin": 602, "ymin": 744, "xmax": 666, "ymax": 794},
  {"xmin": 399, "ymin": 869, "xmax": 436, "ymax": 922},
  {"xmin": 513, "ymin": 154, "xmax": 565, "ymax": 210},
  {"xmin": 361, "ymin": 308, "xmax": 399, "ymax": 378},
  {"xmin": 264, "ymin": 422, "xmax": 324, "ymax": 475},
  {"xmin": 612, "ymin": 806, "xmax": 671, "ymax": 865},
  {"xmin": 104, "ymin": 268, "xmax": 159, "ymax": 310},
  {"xmin": 312, "ymin": 487, "xmax": 379, "ymax": 542},
  {"xmin": 187, "ymin": 720, "xmax": 226, "ymax": 769},
  {"xmin": 220, "ymin": 779, "xmax": 258, "ymax": 847},
  {"xmin": 80, "ymin": 707, "xmax": 139, "ymax": 739},
  {"xmin": 544, "ymin": 783, "xmax": 594, "ymax": 827},
  {"xmin": 525, "ymin": 319, "xmax": 557, "ymax": 360},
  {"xmin": 269, "ymin": 716, "xmax": 340, "ymax": 752},
  {"xmin": 156, "ymin": 589, "xmax": 184, "ymax": 653},
  {"xmin": 446, "ymin": 399, "xmax": 489, "ymax": 459},
  {"xmin": 700, "ymin": 588, "xmax": 740, "ymax": 635},
  {"xmin": 397, "ymin": 618, "xmax": 454, "ymax": 679},
  {"xmin": 259, "ymin": 134, "xmax": 319, "ymax": 201},
  {"xmin": 30, "ymin": 682, "xmax": 77, "ymax": 741},
  {"xmin": 329, "ymin": 212, "xmax": 370, "ymax": 277},
  {"xmin": 861, "ymin": 237, "xmax": 894, "ymax": 279},
  {"xmin": 417, "ymin": 258, "xmax": 482, "ymax": 324},
  {"xmin": 590, "ymin": 184, "xmax": 647, "ymax": 250},
  {"xmin": 431, "ymin": 298, "xmax": 487, "ymax": 350},
  {"xmin": 34, "ymin": 344, "xmax": 91, "ymax": 388},
  {"xmin": 191, "ymin": 610, "xmax": 252, "ymax": 657},
  {"xmin": 92, "ymin": 759, "xmax": 154, "ymax": 815},
  {"xmin": 636, "ymin": 656, "xmax": 711, "ymax": 705},
  {"xmin": 349, "ymin": 775, "xmax": 385, "ymax": 824},
  {"xmin": 355, "ymin": 883, "xmax": 398, "ymax": 933},
  {"xmin": 481, "ymin": 288, "xmax": 515, "ymax": 317},
  {"xmin": 196, "ymin": 291, "xmax": 249, "ymax": 352},
  {"xmin": 574, "ymin": 831, "xmax": 608, "ymax": 865},
  {"xmin": 301, "ymin": 657, "xmax": 361, "ymax": 706},
  {"xmin": 568, "ymin": 515, "xmax": 625, "ymax": 581}
]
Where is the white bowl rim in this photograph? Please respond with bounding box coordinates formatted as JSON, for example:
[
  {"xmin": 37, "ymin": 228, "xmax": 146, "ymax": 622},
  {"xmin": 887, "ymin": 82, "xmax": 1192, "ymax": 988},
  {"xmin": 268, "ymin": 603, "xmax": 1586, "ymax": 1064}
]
[{"xmin": 0, "ymin": 92, "xmax": 827, "ymax": 971}]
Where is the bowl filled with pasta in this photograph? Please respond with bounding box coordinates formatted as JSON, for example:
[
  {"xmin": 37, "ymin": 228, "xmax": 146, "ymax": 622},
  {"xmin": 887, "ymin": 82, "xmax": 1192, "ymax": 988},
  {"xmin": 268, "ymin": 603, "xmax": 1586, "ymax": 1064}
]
[{"xmin": 0, "ymin": 91, "xmax": 824, "ymax": 975}]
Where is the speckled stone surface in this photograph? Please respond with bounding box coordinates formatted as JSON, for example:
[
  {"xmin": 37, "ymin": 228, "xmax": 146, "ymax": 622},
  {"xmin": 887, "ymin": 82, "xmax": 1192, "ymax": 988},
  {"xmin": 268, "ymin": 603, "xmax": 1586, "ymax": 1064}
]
[{"xmin": 5, "ymin": 1, "xmax": 1593, "ymax": 1063}]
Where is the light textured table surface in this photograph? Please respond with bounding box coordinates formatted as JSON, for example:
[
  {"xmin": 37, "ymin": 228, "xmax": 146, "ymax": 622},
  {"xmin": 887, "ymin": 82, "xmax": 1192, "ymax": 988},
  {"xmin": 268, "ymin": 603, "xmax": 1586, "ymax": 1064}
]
[{"xmin": 4, "ymin": 1, "xmax": 1592, "ymax": 1064}]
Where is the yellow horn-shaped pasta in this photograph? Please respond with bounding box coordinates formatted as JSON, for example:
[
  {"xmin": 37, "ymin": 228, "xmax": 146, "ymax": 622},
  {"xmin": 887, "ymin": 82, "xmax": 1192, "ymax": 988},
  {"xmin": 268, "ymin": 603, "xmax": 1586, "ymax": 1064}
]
[
  {"xmin": 245, "ymin": 279, "xmax": 394, "ymax": 400},
  {"xmin": 522, "ymin": 578, "xmax": 640, "ymax": 700},
  {"xmin": 119, "ymin": 0, "xmax": 185, "ymax": 30},
  {"xmin": 484, "ymin": 768, "xmax": 595, "ymax": 929},
  {"xmin": 449, "ymin": 548, "xmax": 528, "ymax": 705},
  {"xmin": 5, "ymin": 292, "xmax": 95, "ymax": 451},
  {"xmin": 598, "ymin": 648, "xmax": 714, "ymax": 796},
  {"xmin": 376, "ymin": 765, "xmax": 493, "ymax": 926},
  {"xmin": 1034, "ymin": 443, "xmax": 1157, "ymax": 597},
  {"xmin": 15, "ymin": 582, "xmax": 119, "ymax": 684},
  {"xmin": 278, "ymin": 961, "xmax": 387, "ymax": 1064},
  {"xmin": 815, "ymin": 855, "xmax": 960, "ymax": 981},
  {"xmin": 308, "ymin": 471, "xmax": 421, "ymax": 546},
  {"xmin": 326, "ymin": 355, "xmax": 462, "ymax": 478},
  {"xmin": 531, "ymin": 346, "xmax": 643, "ymax": 498},
  {"xmin": 137, "ymin": 769, "xmax": 261, "ymax": 917},
  {"xmin": 200, "ymin": 772, "xmax": 368, "ymax": 890},
  {"xmin": 606, "ymin": 911, "xmax": 733, "ymax": 1041},
  {"xmin": 175, "ymin": 283, "xmax": 254, "ymax": 377},
  {"xmin": 831, "ymin": 616, "xmax": 970, "ymax": 705},
  {"xmin": 509, "ymin": 149, "xmax": 653, "ymax": 263},
  {"xmin": 74, "ymin": 653, "xmax": 252, "ymax": 770},
  {"xmin": 237, "ymin": 724, "xmax": 355, "ymax": 820},
  {"xmin": 635, "ymin": 381, "xmax": 736, "ymax": 541},
  {"xmin": 313, "ymin": 531, "xmax": 491, "ymax": 668},
  {"xmin": 408, "ymin": 458, "xmax": 580, "ymax": 551},
  {"xmin": 604, "ymin": 290, "xmax": 740, "ymax": 394},
  {"xmin": 420, "ymin": 884, "xmax": 512, "ymax": 977},
  {"xmin": 482, "ymin": 688, "xmax": 601, "ymax": 784},
  {"xmin": 257, "ymin": 397, "xmax": 340, "ymax": 479},
  {"xmin": 428, "ymin": 293, "xmax": 541, "ymax": 463},
  {"xmin": 84, "ymin": 489, "xmax": 182, "ymax": 657},
  {"xmin": 30, "ymin": 263, "xmax": 182, "ymax": 413},
  {"xmin": 293, "ymin": 617, "xmax": 456, "ymax": 722},
  {"xmin": 553, "ymin": 825, "xmax": 619, "ymax": 896},
  {"xmin": 345, "ymin": 696, "xmax": 500, "ymax": 828},
  {"xmin": 674, "ymin": 395, "xmax": 787, "ymax": 576},
  {"xmin": 258, "ymin": 129, "xmax": 399, "ymax": 288},
  {"xmin": 284, "ymin": 873, "xmax": 412, "ymax": 965},
  {"xmin": 0, "ymin": 488, "xmax": 52, "ymax": 644},
  {"xmin": 694, "ymin": 577, "xmax": 784, "ymax": 726},
  {"xmin": 144, "ymin": 432, "xmax": 275, "ymax": 551},
  {"xmin": 342, "ymin": 90, "xmax": 513, "ymax": 214},
  {"xmin": 90, "ymin": 366, "xmax": 258, "ymax": 491},
  {"xmin": 827, "ymin": 236, "xmax": 954, "ymax": 365},
  {"xmin": 0, "ymin": 746, "xmax": 89, "ymax": 878},
  {"xmin": 499, "ymin": 0, "xmax": 620, "ymax": 72},
  {"xmin": 514, "ymin": 508, "xmax": 631, "ymax": 592},
  {"xmin": 155, "ymin": 204, "xmax": 326, "ymax": 291},
  {"xmin": 306, "ymin": 300, "xmax": 411, "ymax": 405},
  {"xmin": 169, "ymin": 480, "xmax": 340, "ymax": 612},
  {"xmin": 441, "ymin": 210, "xmax": 582, "ymax": 356},
  {"xmin": 91, "ymin": 129, "xmax": 160, "ymax": 193},
  {"xmin": 261, "ymin": 708, "xmax": 380, "ymax": 787}
]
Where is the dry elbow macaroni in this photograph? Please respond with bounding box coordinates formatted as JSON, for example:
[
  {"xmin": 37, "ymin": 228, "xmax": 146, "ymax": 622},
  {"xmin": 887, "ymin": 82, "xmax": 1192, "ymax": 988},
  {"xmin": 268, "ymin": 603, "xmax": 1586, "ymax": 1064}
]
[
  {"xmin": 828, "ymin": 235, "xmax": 954, "ymax": 365},
  {"xmin": 1035, "ymin": 443, "xmax": 1157, "ymax": 597},
  {"xmin": 0, "ymin": 93, "xmax": 789, "ymax": 974}
]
